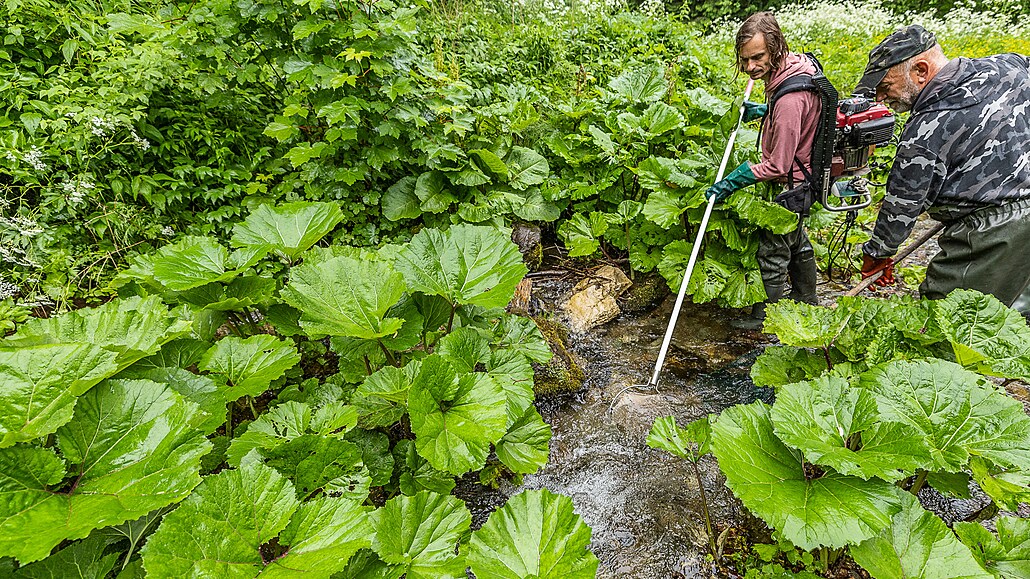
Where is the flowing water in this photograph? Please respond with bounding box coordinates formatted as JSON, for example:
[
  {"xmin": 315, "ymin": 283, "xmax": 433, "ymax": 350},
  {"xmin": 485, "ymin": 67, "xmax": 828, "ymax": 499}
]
[{"xmin": 475, "ymin": 280, "xmax": 777, "ymax": 578}]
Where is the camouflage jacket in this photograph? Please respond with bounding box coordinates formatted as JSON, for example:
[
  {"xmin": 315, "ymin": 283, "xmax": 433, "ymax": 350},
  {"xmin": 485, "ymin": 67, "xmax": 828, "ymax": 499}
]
[{"xmin": 864, "ymin": 53, "xmax": 1030, "ymax": 258}]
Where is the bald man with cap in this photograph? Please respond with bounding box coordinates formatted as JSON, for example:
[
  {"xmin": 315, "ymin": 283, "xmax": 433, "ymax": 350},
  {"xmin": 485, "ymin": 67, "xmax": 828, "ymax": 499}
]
[{"xmin": 856, "ymin": 25, "xmax": 1030, "ymax": 320}]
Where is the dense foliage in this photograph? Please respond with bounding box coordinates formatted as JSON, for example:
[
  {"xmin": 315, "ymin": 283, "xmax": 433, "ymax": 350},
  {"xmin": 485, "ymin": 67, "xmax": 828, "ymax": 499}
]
[{"xmin": 651, "ymin": 289, "xmax": 1030, "ymax": 577}]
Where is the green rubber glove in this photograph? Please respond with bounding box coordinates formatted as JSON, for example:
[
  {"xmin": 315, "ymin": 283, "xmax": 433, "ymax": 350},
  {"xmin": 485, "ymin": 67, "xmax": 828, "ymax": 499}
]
[
  {"xmin": 742, "ymin": 100, "xmax": 768, "ymax": 123},
  {"xmin": 705, "ymin": 162, "xmax": 758, "ymax": 202}
]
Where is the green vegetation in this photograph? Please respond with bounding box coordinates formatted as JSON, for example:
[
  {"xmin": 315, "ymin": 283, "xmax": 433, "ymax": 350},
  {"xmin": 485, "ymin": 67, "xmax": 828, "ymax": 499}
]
[{"xmin": 2, "ymin": 0, "xmax": 1029, "ymax": 575}]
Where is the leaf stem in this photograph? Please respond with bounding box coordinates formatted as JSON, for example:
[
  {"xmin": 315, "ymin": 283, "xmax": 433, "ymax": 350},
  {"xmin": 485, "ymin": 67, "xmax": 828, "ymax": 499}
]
[
  {"xmin": 691, "ymin": 459, "xmax": 716, "ymax": 557},
  {"xmin": 226, "ymin": 403, "xmax": 234, "ymax": 439},
  {"xmin": 819, "ymin": 546, "xmax": 829, "ymax": 574},
  {"xmin": 447, "ymin": 302, "xmax": 456, "ymax": 333},
  {"xmin": 910, "ymin": 469, "xmax": 929, "ymax": 495}
]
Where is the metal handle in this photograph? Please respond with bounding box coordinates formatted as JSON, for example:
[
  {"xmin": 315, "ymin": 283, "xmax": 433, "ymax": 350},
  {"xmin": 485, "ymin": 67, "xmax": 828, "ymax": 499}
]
[{"xmin": 647, "ymin": 79, "xmax": 755, "ymax": 389}]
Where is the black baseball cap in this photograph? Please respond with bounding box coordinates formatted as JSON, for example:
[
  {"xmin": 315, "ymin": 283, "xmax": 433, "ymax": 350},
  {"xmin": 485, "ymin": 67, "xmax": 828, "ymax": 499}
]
[{"xmin": 855, "ymin": 25, "xmax": 937, "ymax": 96}]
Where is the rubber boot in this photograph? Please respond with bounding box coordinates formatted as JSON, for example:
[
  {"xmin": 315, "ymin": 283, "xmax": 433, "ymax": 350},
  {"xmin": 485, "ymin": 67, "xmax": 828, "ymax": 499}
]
[{"xmin": 786, "ymin": 251, "xmax": 819, "ymax": 305}]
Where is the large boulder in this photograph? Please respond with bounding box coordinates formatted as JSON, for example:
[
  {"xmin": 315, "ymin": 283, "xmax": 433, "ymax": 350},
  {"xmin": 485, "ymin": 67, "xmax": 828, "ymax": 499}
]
[{"xmin": 563, "ymin": 265, "xmax": 632, "ymax": 333}]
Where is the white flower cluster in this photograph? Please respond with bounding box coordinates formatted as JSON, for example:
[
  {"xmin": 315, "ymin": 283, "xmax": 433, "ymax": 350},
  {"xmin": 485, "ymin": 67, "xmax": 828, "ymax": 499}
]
[
  {"xmin": 90, "ymin": 116, "xmax": 117, "ymax": 138},
  {"xmin": 0, "ymin": 243, "xmax": 37, "ymax": 267},
  {"xmin": 161, "ymin": 226, "xmax": 174, "ymax": 236},
  {"xmin": 61, "ymin": 178, "xmax": 96, "ymax": 205},
  {"xmin": 22, "ymin": 147, "xmax": 47, "ymax": 172},
  {"xmin": 638, "ymin": 0, "xmax": 664, "ymax": 17},
  {"xmin": 0, "ymin": 216, "xmax": 43, "ymax": 238},
  {"xmin": 501, "ymin": 0, "xmax": 626, "ymax": 20},
  {"xmin": 0, "ymin": 278, "xmax": 18, "ymax": 300},
  {"xmin": 130, "ymin": 128, "xmax": 151, "ymax": 151}
]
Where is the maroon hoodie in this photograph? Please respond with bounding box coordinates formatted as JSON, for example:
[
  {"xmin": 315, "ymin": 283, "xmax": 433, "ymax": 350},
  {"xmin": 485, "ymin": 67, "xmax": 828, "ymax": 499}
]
[{"xmin": 750, "ymin": 53, "xmax": 821, "ymax": 185}]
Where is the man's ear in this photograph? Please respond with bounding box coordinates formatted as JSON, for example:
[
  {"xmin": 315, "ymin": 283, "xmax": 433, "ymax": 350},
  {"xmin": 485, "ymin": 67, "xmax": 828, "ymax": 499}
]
[{"xmin": 909, "ymin": 59, "xmax": 931, "ymax": 86}]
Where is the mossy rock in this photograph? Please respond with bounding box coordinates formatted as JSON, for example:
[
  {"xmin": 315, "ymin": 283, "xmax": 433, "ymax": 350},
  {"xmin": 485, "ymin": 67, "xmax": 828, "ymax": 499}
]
[
  {"xmin": 619, "ymin": 272, "xmax": 669, "ymax": 314},
  {"xmin": 531, "ymin": 316, "xmax": 585, "ymax": 397},
  {"xmin": 511, "ymin": 222, "xmax": 543, "ymax": 271}
]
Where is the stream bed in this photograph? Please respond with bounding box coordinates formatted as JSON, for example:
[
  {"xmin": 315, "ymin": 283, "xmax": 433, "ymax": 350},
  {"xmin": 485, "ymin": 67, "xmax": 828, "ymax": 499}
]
[{"xmin": 483, "ymin": 280, "xmax": 775, "ymax": 578}]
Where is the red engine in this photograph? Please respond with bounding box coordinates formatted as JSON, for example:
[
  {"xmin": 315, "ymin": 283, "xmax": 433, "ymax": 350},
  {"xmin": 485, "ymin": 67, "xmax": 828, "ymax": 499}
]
[{"xmin": 831, "ymin": 96, "xmax": 895, "ymax": 177}]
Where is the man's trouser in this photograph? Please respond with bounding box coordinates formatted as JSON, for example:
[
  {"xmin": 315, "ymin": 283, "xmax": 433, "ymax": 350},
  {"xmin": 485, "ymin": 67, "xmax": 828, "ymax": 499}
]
[
  {"xmin": 757, "ymin": 218, "xmax": 818, "ymax": 307},
  {"xmin": 922, "ymin": 198, "xmax": 1030, "ymax": 319}
]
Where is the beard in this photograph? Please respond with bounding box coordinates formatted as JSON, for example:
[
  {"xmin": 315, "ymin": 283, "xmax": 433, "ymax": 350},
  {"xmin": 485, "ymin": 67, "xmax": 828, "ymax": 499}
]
[{"xmin": 885, "ymin": 77, "xmax": 922, "ymax": 113}]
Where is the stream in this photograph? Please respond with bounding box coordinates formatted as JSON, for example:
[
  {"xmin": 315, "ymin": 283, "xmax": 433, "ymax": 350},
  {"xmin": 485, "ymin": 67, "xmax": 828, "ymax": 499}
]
[{"xmin": 468, "ymin": 279, "xmax": 777, "ymax": 578}]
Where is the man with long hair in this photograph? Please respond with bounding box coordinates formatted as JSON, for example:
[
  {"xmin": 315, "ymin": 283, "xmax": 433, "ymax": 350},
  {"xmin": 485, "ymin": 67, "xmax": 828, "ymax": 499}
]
[{"xmin": 705, "ymin": 11, "xmax": 820, "ymax": 329}]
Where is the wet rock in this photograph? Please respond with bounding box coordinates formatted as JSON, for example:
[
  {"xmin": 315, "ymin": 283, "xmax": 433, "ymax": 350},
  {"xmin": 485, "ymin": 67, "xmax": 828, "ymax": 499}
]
[
  {"xmin": 619, "ymin": 272, "xmax": 669, "ymax": 314},
  {"xmin": 563, "ymin": 265, "xmax": 632, "ymax": 333},
  {"xmin": 511, "ymin": 222, "xmax": 543, "ymax": 271},
  {"xmin": 531, "ymin": 316, "xmax": 586, "ymax": 397}
]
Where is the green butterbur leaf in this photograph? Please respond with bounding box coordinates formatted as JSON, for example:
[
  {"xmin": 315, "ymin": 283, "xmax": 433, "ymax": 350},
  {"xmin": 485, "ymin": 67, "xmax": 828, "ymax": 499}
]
[
  {"xmin": 710, "ymin": 402, "xmax": 900, "ymax": 550},
  {"xmin": 771, "ymin": 376, "xmax": 933, "ymax": 481},
  {"xmin": 955, "ymin": 516, "xmax": 1030, "ymax": 578},
  {"xmin": 487, "ymin": 348, "xmax": 536, "ymax": 427},
  {"xmin": 415, "ymin": 171, "xmax": 456, "ymax": 214},
  {"xmin": 495, "ymin": 406, "xmax": 551, "ymax": 475},
  {"xmin": 282, "ymin": 255, "xmax": 406, "ymax": 338},
  {"xmin": 395, "ymin": 224, "xmax": 527, "ymax": 310},
  {"xmin": 436, "ymin": 327, "xmax": 491, "ymax": 373},
  {"xmin": 936, "ymin": 289, "xmax": 1030, "ymax": 381},
  {"xmin": 608, "ymin": 64, "xmax": 666, "ymax": 103},
  {"xmin": 851, "ymin": 491, "xmax": 992, "ymax": 579},
  {"xmin": 142, "ymin": 462, "xmax": 372, "ymax": 578},
  {"xmin": 408, "ymin": 356, "xmax": 507, "ymax": 475},
  {"xmin": 148, "ymin": 236, "xmax": 267, "ymax": 291},
  {"xmin": 0, "ymin": 379, "xmax": 210, "ymax": 563},
  {"xmin": 3, "ymin": 295, "xmax": 190, "ymax": 371},
  {"xmin": 227, "ymin": 401, "xmax": 356, "ymax": 467},
  {"xmin": 263, "ymin": 434, "xmax": 370, "ymax": 502},
  {"xmin": 383, "ymin": 176, "xmax": 421, "ymax": 221},
  {"xmin": 469, "ymin": 149, "xmax": 508, "ymax": 179},
  {"xmin": 118, "ymin": 366, "xmax": 227, "ymax": 434},
  {"xmin": 199, "ymin": 335, "xmax": 300, "ymax": 400},
  {"xmin": 0, "ymin": 344, "xmax": 119, "ymax": 447},
  {"xmin": 394, "ymin": 439, "xmax": 456, "ymax": 497},
  {"xmin": 763, "ymin": 300, "xmax": 850, "ymax": 350},
  {"xmin": 468, "ymin": 489, "xmax": 598, "ymax": 578},
  {"xmin": 647, "ymin": 415, "xmax": 711, "ymax": 461},
  {"xmin": 231, "ymin": 201, "xmax": 344, "ymax": 260},
  {"xmin": 640, "ymin": 101, "xmax": 683, "ymax": 135},
  {"xmin": 371, "ymin": 491, "xmax": 471, "ymax": 579},
  {"xmin": 506, "ymin": 146, "xmax": 549, "ymax": 190},
  {"xmin": 725, "ymin": 192, "xmax": 798, "ymax": 234},
  {"xmin": 11, "ymin": 534, "xmax": 119, "ymax": 579},
  {"xmin": 859, "ymin": 360, "xmax": 1030, "ymax": 473}
]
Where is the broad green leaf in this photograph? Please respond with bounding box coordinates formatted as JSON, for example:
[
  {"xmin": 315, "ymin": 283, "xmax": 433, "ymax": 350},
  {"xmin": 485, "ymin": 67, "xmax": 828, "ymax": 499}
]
[
  {"xmin": 12, "ymin": 534, "xmax": 118, "ymax": 579},
  {"xmin": 771, "ymin": 376, "xmax": 934, "ymax": 481},
  {"xmin": 395, "ymin": 224, "xmax": 528, "ymax": 309},
  {"xmin": 642, "ymin": 191, "xmax": 686, "ymax": 229},
  {"xmin": 142, "ymin": 462, "xmax": 372, "ymax": 578},
  {"xmin": 469, "ymin": 149, "xmax": 508, "ymax": 180},
  {"xmin": 936, "ymin": 289, "xmax": 1030, "ymax": 381},
  {"xmin": 608, "ymin": 64, "xmax": 666, "ymax": 103},
  {"xmin": 719, "ymin": 267, "xmax": 766, "ymax": 308},
  {"xmin": 415, "ymin": 171, "xmax": 456, "ymax": 214},
  {"xmin": 468, "ymin": 489, "xmax": 598, "ymax": 579},
  {"xmin": 0, "ymin": 344, "xmax": 118, "ymax": 447},
  {"xmin": 558, "ymin": 212, "xmax": 609, "ymax": 257},
  {"xmin": 514, "ymin": 188, "xmax": 561, "ymax": 222},
  {"xmin": 0, "ymin": 379, "xmax": 210, "ymax": 563},
  {"xmin": 647, "ymin": 415, "xmax": 711, "ymax": 461},
  {"xmin": 710, "ymin": 402, "xmax": 900, "ymax": 550},
  {"xmin": 147, "ymin": 236, "xmax": 266, "ymax": 291},
  {"xmin": 956, "ymin": 516, "xmax": 1030, "ymax": 578},
  {"xmin": 346, "ymin": 430, "xmax": 394, "ymax": 487},
  {"xmin": 3, "ymin": 295, "xmax": 190, "ymax": 370},
  {"xmin": 394, "ymin": 439, "xmax": 456, "ymax": 496},
  {"xmin": 686, "ymin": 258, "xmax": 732, "ymax": 304},
  {"xmin": 635, "ymin": 156, "xmax": 697, "ymax": 194},
  {"xmin": 493, "ymin": 315, "xmax": 552, "ymax": 364},
  {"xmin": 640, "ymin": 101, "xmax": 683, "ymax": 135},
  {"xmin": 263, "ymin": 435, "xmax": 370, "ymax": 502},
  {"xmin": 726, "ymin": 192, "xmax": 799, "ymax": 234},
  {"xmin": 118, "ymin": 366, "xmax": 227, "ymax": 434},
  {"xmin": 371, "ymin": 491, "xmax": 470, "ymax": 579},
  {"xmin": 282, "ymin": 255, "xmax": 406, "ymax": 338},
  {"xmin": 495, "ymin": 406, "xmax": 551, "ymax": 475},
  {"xmin": 859, "ymin": 360, "xmax": 1030, "ymax": 473},
  {"xmin": 968, "ymin": 457, "xmax": 1030, "ymax": 512},
  {"xmin": 230, "ymin": 201, "xmax": 344, "ymax": 260},
  {"xmin": 487, "ymin": 348, "xmax": 536, "ymax": 427},
  {"xmin": 198, "ymin": 335, "xmax": 300, "ymax": 400},
  {"xmin": 383, "ymin": 176, "xmax": 421, "ymax": 221},
  {"xmin": 337, "ymin": 549, "xmax": 404, "ymax": 579},
  {"xmin": 226, "ymin": 401, "xmax": 312, "ymax": 466},
  {"xmin": 851, "ymin": 491, "xmax": 992, "ymax": 579},
  {"xmin": 763, "ymin": 300, "xmax": 851, "ymax": 350},
  {"xmin": 655, "ymin": 240, "xmax": 694, "ymax": 292},
  {"xmin": 684, "ymin": 87, "xmax": 729, "ymax": 117},
  {"xmin": 506, "ymin": 146, "xmax": 549, "ymax": 190},
  {"xmin": 175, "ymin": 276, "xmax": 275, "ymax": 311},
  {"xmin": 354, "ymin": 362, "xmax": 419, "ymax": 428},
  {"xmin": 408, "ymin": 356, "xmax": 507, "ymax": 475},
  {"xmin": 436, "ymin": 327, "xmax": 491, "ymax": 374}
]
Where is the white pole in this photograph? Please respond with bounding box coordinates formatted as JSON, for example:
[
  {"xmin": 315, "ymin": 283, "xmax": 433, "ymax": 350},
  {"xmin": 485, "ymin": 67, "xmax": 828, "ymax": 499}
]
[{"xmin": 647, "ymin": 78, "xmax": 755, "ymax": 389}]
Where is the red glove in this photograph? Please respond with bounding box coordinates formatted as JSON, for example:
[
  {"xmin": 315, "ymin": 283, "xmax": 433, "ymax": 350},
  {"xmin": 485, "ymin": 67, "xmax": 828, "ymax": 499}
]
[{"xmin": 861, "ymin": 254, "xmax": 895, "ymax": 286}]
